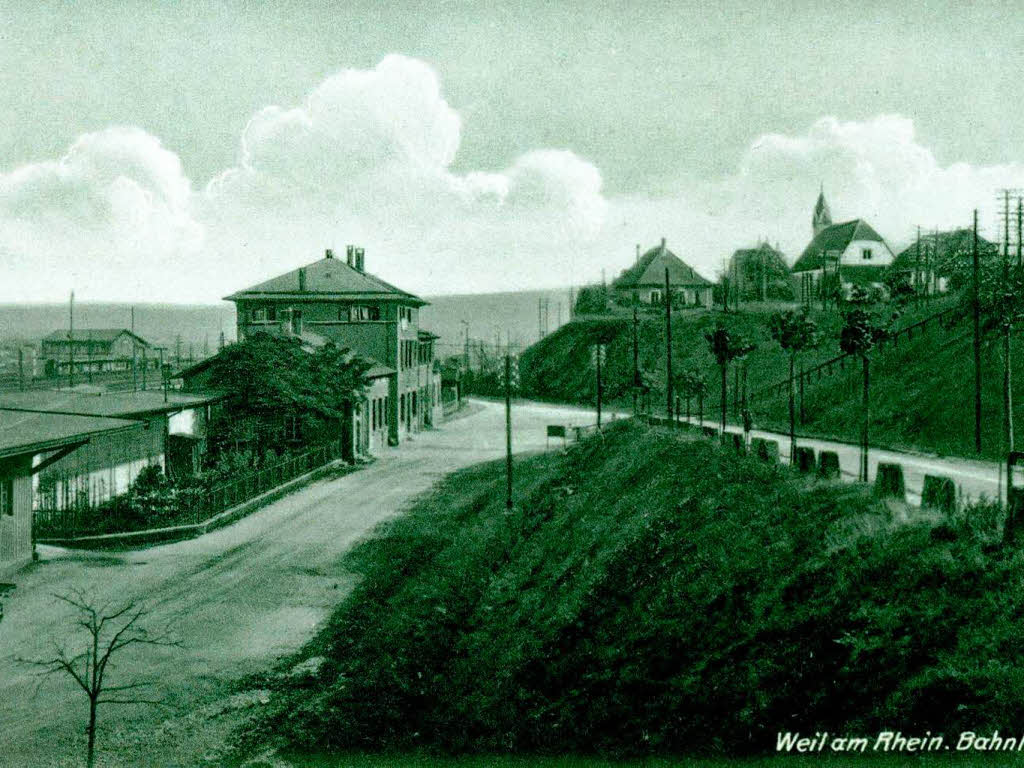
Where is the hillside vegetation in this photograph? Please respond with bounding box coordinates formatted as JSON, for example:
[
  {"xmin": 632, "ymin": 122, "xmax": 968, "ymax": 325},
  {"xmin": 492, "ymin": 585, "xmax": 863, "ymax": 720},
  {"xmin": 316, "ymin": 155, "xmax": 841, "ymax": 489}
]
[
  {"xmin": 243, "ymin": 420, "xmax": 1018, "ymax": 760},
  {"xmin": 517, "ymin": 306, "xmax": 845, "ymax": 410},
  {"xmin": 752, "ymin": 317, "xmax": 1022, "ymax": 460}
]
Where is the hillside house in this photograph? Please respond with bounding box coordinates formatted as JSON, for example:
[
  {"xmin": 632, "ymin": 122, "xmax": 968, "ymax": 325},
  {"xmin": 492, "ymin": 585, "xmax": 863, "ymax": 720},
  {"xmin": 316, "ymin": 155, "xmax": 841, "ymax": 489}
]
[
  {"xmin": 613, "ymin": 239, "xmax": 714, "ymax": 307},
  {"xmin": 791, "ymin": 190, "xmax": 895, "ymax": 299},
  {"xmin": 221, "ymin": 246, "xmax": 443, "ymax": 455},
  {"xmin": 726, "ymin": 242, "xmax": 793, "ymax": 302},
  {"xmin": 41, "ymin": 328, "xmax": 160, "ymax": 378},
  {"xmin": 0, "ymin": 390, "xmax": 223, "ymax": 513},
  {"xmin": 890, "ymin": 229, "xmax": 1000, "ymax": 295},
  {"xmin": 1, "ymin": 410, "xmax": 134, "ymax": 574}
]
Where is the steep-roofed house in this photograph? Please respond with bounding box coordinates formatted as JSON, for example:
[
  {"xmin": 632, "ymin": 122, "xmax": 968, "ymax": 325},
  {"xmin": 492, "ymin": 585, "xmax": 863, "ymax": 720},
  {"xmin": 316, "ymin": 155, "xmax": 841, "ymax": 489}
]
[
  {"xmin": 612, "ymin": 238, "xmax": 714, "ymax": 307},
  {"xmin": 792, "ymin": 192, "xmax": 895, "ymax": 299},
  {"xmin": 222, "ymin": 246, "xmax": 442, "ymax": 454}
]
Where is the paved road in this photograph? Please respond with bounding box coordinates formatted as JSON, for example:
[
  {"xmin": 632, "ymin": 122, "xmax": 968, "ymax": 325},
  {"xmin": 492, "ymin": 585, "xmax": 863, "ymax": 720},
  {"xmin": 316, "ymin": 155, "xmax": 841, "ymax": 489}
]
[{"xmin": 0, "ymin": 399, "xmax": 601, "ymax": 768}]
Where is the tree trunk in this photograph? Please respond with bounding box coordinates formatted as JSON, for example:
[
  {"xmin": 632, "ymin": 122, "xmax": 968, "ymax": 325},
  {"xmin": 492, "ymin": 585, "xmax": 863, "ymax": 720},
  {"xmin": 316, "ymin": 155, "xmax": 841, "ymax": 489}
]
[
  {"xmin": 788, "ymin": 356, "xmax": 796, "ymax": 462},
  {"xmin": 87, "ymin": 697, "xmax": 97, "ymax": 768},
  {"xmin": 686, "ymin": 395, "xmax": 691, "ymax": 422},
  {"xmin": 720, "ymin": 363, "xmax": 727, "ymax": 432},
  {"xmin": 861, "ymin": 355, "xmax": 870, "ymax": 483},
  {"xmin": 699, "ymin": 389, "xmax": 704, "ymax": 426}
]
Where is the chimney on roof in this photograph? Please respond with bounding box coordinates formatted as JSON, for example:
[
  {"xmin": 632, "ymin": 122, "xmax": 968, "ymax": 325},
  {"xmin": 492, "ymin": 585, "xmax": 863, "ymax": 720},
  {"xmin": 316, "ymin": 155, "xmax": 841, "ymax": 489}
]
[
  {"xmin": 325, "ymin": 248, "xmax": 334, "ymax": 260},
  {"xmin": 661, "ymin": 237, "xmax": 666, "ymax": 250},
  {"xmin": 635, "ymin": 243, "xmax": 640, "ymax": 264},
  {"xmin": 346, "ymin": 245, "xmax": 355, "ymax": 267},
  {"xmin": 298, "ymin": 268, "xmax": 307, "ymax": 292},
  {"xmin": 355, "ymin": 247, "xmax": 365, "ymax": 272}
]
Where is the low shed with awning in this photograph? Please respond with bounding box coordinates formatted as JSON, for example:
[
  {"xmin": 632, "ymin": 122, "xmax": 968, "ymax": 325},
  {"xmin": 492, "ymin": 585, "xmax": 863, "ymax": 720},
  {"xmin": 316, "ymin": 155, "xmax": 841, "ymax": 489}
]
[{"xmin": 0, "ymin": 409, "xmax": 135, "ymax": 575}]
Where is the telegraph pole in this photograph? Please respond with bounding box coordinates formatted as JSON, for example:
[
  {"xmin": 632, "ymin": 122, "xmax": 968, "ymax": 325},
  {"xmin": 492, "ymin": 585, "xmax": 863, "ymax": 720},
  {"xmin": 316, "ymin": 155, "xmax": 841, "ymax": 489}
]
[
  {"xmin": 504, "ymin": 353, "xmax": 513, "ymax": 512},
  {"xmin": 632, "ymin": 306, "xmax": 640, "ymax": 415},
  {"xmin": 68, "ymin": 291, "xmax": 75, "ymax": 389},
  {"xmin": 973, "ymin": 209, "xmax": 982, "ymax": 455},
  {"xmin": 664, "ymin": 268, "xmax": 673, "ymax": 419},
  {"xmin": 595, "ymin": 344, "xmax": 603, "ymax": 429}
]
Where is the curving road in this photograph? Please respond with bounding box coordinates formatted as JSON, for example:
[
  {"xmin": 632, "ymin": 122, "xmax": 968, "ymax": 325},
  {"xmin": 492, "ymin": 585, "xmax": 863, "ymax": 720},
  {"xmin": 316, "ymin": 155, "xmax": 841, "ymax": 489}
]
[{"xmin": 0, "ymin": 399, "xmax": 604, "ymax": 768}]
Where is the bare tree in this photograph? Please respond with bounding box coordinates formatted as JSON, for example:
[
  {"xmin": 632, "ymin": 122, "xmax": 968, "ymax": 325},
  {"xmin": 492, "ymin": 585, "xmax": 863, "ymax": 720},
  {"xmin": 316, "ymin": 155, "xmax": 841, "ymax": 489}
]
[{"xmin": 20, "ymin": 590, "xmax": 180, "ymax": 768}]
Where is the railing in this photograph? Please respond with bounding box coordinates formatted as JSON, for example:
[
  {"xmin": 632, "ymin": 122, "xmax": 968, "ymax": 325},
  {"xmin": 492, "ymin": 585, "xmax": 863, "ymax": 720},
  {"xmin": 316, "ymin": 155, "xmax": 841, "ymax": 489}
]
[
  {"xmin": 35, "ymin": 439, "xmax": 344, "ymax": 540},
  {"xmin": 749, "ymin": 306, "xmax": 959, "ymax": 401}
]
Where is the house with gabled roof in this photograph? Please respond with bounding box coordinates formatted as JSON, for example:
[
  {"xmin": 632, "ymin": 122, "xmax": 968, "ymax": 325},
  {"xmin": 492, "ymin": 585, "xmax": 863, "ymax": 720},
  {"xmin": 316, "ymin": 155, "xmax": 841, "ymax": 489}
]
[
  {"xmin": 792, "ymin": 190, "xmax": 895, "ymax": 299},
  {"xmin": 222, "ymin": 246, "xmax": 442, "ymax": 454},
  {"xmin": 612, "ymin": 238, "xmax": 714, "ymax": 307},
  {"xmin": 890, "ymin": 228, "xmax": 999, "ymax": 295},
  {"xmin": 40, "ymin": 328, "xmax": 159, "ymax": 378}
]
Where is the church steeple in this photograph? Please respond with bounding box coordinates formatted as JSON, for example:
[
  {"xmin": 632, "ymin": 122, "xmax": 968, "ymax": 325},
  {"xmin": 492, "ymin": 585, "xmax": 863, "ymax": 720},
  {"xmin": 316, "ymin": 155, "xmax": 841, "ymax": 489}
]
[{"xmin": 812, "ymin": 185, "xmax": 832, "ymax": 236}]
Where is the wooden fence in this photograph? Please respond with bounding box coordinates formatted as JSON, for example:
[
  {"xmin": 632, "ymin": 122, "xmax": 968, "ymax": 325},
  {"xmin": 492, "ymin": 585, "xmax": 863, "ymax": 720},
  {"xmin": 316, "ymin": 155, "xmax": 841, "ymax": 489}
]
[{"xmin": 749, "ymin": 306, "xmax": 958, "ymax": 402}]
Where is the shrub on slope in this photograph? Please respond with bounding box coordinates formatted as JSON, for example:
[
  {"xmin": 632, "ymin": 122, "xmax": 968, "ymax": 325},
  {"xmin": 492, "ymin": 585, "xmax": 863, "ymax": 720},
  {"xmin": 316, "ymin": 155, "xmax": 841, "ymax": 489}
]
[{"xmin": 248, "ymin": 421, "xmax": 1018, "ymax": 758}]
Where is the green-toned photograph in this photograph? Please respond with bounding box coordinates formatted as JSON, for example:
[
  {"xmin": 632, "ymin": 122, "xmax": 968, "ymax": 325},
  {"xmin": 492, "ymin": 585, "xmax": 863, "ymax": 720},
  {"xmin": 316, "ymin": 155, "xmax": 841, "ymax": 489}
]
[{"xmin": 2, "ymin": 1, "xmax": 1024, "ymax": 765}]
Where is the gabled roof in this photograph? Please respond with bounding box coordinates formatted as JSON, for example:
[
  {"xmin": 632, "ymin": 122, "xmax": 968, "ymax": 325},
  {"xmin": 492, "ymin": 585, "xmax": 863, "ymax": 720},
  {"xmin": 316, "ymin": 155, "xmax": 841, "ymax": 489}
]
[
  {"xmin": 225, "ymin": 254, "xmax": 427, "ymax": 306},
  {"xmin": 793, "ymin": 219, "xmax": 887, "ymax": 272},
  {"xmin": 42, "ymin": 329, "xmax": 151, "ymax": 346},
  {"xmin": 0, "ymin": 409, "xmax": 136, "ymax": 459},
  {"xmin": 613, "ymin": 241, "xmax": 713, "ymax": 289},
  {"xmin": 891, "ymin": 229, "xmax": 1000, "ymax": 275}
]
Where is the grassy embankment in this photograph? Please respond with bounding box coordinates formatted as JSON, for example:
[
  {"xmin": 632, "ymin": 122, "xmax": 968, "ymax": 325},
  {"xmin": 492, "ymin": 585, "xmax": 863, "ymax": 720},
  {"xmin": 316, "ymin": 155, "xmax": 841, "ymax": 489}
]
[
  {"xmin": 239, "ymin": 419, "xmax": 1020, "ymax": 764},
  {"xmin": 513, "ymin": 298, "xmax": 1024, "ymax": 461}
]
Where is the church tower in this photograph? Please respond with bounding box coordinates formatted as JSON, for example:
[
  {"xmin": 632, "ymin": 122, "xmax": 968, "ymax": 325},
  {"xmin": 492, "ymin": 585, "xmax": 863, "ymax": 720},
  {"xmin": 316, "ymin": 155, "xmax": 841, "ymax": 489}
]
[{"xmin": 812, "ymin": 187, "xmax": 832, "ymax": 237}]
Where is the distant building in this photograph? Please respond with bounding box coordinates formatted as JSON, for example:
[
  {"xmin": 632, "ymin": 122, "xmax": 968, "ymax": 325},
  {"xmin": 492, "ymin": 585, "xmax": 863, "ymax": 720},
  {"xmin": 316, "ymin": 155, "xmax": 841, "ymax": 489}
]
[
  {"xmin": 1, "ymin": 409, "xmax": 135, "ymax": 573},
  {"xmin": 0, "ymin": 390, "xmax": 223, "ymax": 513},
  {"xmin": 792, "ymin": 190, "xmax": 895, "ymax": 298},
  {"xmin": 726, "ymin": 242, "xmax": 793, "ymax": 302},
  {"xmin": 612, "ymin": 238, "xmax": 714, "ymax": 307},
  {"xmin": 41, "ymin": 328, "xmax": 159, "ymax": 378},
  {"xmin": 890, "ymin": 228, "xmax": 1000, "ymax": 295},
  {"xmin": 221, "ymin": 246, "xmax": 442, "ymax": 454}
]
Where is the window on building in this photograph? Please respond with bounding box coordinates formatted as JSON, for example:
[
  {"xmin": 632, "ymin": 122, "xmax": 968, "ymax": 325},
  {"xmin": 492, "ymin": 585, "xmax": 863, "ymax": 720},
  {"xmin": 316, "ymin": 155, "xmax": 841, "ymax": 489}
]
[
  {"xmin": 267, "ymin": 306, "xmax": 276, "ymax": 321},
  {"xmin": 349, "ymin": 305, "xmax": 382, "ymax": 322},
  {"xmin": 400, "ymin": 394, "xmax": 405, "ymax": 420},
  {"xmin": 862, "ymin": 248, "xmax": 873, "ymax": 260},
  {"xmin": 650, "ymin": 290, "xmax": 661, "ymax": 303},
  {"xmin": 1, "ymin": 477, "xmax": 13, "ymax": 516},
  {"xmin": 251, "ymin": 308, "xmax": 266, "ymax": 322}
]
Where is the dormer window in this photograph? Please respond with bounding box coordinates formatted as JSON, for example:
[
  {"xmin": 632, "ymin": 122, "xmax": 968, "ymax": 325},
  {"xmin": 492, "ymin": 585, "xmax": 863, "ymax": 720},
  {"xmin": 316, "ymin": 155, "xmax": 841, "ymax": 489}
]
[{"xmin": 862, "ymin": 248, "xmax": 873, "ymax": 261}]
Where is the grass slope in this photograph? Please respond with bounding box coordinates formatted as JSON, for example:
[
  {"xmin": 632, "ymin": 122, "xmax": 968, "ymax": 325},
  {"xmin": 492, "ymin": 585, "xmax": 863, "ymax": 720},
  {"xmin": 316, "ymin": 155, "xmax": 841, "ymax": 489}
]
[
  {"xmin": 753, "ymin": 319, "xmax": 1023, "ymax": 461},
  {"xmin": 244, "ymin": 421, "xmax": 1020, "ymax": 761}
]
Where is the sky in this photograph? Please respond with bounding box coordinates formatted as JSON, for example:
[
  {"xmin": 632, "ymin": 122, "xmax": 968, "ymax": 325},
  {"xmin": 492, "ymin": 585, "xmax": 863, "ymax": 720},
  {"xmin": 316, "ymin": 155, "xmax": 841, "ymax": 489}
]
[{"xmin": 1, "ymin": 0, "xmax": 1024, "ymax": 302}]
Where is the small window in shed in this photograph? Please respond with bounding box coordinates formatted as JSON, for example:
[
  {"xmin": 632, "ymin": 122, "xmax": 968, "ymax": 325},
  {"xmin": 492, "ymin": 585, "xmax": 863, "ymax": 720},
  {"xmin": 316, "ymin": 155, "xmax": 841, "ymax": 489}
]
[
  {"xmin": 1, "ymin": 477, "xmax": 13, "ymax": 516},
  {"xmin": 862, "ymin": 248, "xmax": 873, "ymax": 261}
]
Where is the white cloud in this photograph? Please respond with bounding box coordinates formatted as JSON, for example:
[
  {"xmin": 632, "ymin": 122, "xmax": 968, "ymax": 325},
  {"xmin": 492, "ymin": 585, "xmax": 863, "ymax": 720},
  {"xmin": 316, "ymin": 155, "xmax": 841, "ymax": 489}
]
[{"xmin": 2, "ymin": 63, "xmax": 1024, "ymax": 304}]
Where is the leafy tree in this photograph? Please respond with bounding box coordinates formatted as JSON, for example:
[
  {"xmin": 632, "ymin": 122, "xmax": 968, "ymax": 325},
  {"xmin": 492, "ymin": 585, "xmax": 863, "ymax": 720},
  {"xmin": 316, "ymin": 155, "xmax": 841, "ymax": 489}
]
[
  {"xmin": 573, "ymin": 283, "xmax": 610, "ymax": 315},
  {"xmin": 205, "ymin": 333, "xmax": 369, "ymax": 458},
  {"xmin": 677, "ymin": 366, "xmax": 708, "ymax": 423},
  {"xmin": 838, "ymin": 288, "xmax": 893, "ymax": 481},
  {"xmin": 768, "ymin": 308, "xmax": 820, "ymax": 462},
  {"xmin": 704, "ymin": 323, "xmax": 756, "ymax": 431}
]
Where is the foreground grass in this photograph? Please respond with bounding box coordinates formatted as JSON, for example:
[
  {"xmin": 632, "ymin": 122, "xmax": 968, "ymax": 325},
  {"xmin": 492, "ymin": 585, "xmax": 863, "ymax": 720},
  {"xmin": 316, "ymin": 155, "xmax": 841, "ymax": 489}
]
[{"xmin": 239, "ymin": 420, "xmax": 1020, "ymax": 762}]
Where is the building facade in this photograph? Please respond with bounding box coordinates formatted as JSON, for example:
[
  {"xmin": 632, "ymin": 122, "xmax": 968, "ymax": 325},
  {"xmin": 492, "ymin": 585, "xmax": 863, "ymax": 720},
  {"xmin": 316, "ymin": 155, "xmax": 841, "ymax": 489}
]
[
  {"xmin": 41, "ymin": 329, "xmax": 160, "ymax": 377},
  {"xmin": 224, "ymin": 246, "xmax": 443, "ymax": 453},
  {"xmin": 0, "ymin": 390, "xmax": 221, "ymax": 513}
]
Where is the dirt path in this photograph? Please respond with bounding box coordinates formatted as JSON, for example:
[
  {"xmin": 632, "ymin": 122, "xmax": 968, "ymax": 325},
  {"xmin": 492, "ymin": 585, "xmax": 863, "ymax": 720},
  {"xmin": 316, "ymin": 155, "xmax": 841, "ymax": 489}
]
[{"xmin": 0, "ymin": 400, "xmax": 600, "ymax": 768}]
